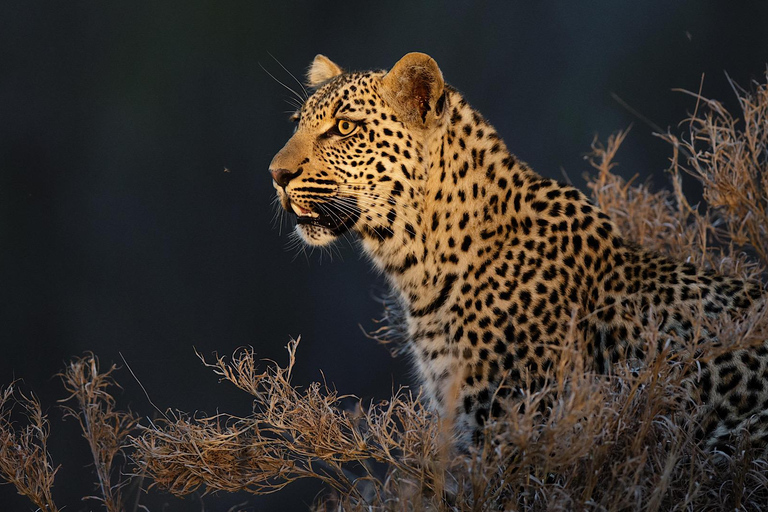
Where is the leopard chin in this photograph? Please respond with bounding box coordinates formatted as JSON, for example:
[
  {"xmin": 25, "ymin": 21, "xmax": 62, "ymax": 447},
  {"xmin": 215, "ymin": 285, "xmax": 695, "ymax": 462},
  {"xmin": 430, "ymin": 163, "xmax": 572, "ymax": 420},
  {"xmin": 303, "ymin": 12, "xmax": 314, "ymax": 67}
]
[{"xmin": 295, "ymin": 223, "xmax": 339, "ymax": 246}]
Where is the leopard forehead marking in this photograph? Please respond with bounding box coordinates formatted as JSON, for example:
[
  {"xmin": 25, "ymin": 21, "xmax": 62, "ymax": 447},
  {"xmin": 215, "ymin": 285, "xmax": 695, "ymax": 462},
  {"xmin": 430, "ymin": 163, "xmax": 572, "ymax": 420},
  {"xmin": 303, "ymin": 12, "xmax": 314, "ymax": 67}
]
[
  {"xmin": 299, "ymin": 72, "xmax": 380, "ymax": 127},
  {"xmin": 269, "ymin": 53, "xmax": 768, "ymax": 452}
]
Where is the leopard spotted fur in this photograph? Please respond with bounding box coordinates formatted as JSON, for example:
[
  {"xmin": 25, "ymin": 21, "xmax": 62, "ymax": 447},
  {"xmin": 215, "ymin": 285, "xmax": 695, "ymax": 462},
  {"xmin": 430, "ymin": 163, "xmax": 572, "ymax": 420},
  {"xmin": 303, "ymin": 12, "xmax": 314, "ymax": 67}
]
[{"xmin": 269, "ymin": 52, "xmax": 767, "ymax": 450}]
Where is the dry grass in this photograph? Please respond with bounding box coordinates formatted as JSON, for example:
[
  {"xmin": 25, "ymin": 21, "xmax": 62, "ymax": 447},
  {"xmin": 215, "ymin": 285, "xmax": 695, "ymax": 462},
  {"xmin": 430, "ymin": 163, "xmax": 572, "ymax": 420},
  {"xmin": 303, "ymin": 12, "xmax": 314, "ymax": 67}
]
[
  {"xmin": 131, "ymin": 340, "xmax": 444, "ymax": 502},
  {"xmin": 129, "ymin": 73, "xmax": 768, "ymax": 510},
  {"xmin": 589, "ymin": 73, "xmax": 768, "ymax": 280},
  {"xmin": 129, "ymin": 325, "xmax": 768, "ymax": 511},
  {"xmin": 0, "ymin": 385, "xmax": 59, "ymax": 512},
  {"xmin": 3, "ymin": 72, "xmax": 768, "ymax": 510},
  {"xmin": 663, "ymin": 75, "xmax": 768, "ymax": 267},
  {"xmin": 59, "ymin": 355, "xmax": 140, "ymax": 512},
  {"xmin": 0, "ymin": 355, "xmax": 140, "ymax": 512}
]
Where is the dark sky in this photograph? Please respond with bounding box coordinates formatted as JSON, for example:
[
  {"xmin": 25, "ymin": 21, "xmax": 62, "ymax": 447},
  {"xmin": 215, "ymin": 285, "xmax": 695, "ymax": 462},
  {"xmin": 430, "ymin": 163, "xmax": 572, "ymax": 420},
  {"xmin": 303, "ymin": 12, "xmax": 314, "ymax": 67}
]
[{"xmin": 2, "ymin": 1, "xmax": 767, "ymax": 510}]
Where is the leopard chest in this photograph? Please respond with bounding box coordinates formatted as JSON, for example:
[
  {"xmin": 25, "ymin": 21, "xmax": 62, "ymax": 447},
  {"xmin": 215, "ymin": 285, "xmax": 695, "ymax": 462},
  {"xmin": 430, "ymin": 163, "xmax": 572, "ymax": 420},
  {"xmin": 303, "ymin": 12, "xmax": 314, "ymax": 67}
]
[{"xmin": 397, "ymin": 242, "xmax": 587, "ymax": 414}]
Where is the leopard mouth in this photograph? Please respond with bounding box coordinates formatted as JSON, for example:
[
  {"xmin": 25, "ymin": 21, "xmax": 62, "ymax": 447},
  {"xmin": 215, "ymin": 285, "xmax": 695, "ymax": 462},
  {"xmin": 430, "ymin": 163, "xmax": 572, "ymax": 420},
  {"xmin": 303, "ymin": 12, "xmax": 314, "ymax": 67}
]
[
  {"xmin": 291, "ymin": 199, "xmax": 360, "ymax": 236},
  {"xmin": 291, "ymin": 202, "xmax": 319, "ymax": 219}
]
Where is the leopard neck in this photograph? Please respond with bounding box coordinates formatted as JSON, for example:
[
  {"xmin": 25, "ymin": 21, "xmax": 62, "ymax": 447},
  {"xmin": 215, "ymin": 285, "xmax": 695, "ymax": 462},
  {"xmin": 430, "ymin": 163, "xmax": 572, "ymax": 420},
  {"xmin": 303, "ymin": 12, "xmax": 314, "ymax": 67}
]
[{"xmin": 357, "ymin": 89, "xmax": 541, "ymax": 318}]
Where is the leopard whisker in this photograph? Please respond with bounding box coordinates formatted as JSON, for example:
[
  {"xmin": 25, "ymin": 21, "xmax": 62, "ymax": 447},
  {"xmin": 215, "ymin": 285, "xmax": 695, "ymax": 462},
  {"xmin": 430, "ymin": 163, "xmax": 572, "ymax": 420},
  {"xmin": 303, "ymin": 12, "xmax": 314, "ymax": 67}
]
[
  {"xmin": 335, "ymin": 187, "xmax": 422, "ymax": 214},
  {"xmin": 260, "ymin": 62, "xmax": 306, "ymax": 106},
  {"xmin": 268, "ymin": 51, "xmax": 309, "ymax": 100}
]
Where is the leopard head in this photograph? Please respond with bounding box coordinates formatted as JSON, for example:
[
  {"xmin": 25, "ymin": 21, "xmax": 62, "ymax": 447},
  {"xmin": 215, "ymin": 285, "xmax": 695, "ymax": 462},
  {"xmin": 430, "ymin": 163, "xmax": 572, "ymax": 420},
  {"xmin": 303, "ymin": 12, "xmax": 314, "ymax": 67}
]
[{"xmin": 269, "ymin": 52, "xmax": 446, "ymax": 246}]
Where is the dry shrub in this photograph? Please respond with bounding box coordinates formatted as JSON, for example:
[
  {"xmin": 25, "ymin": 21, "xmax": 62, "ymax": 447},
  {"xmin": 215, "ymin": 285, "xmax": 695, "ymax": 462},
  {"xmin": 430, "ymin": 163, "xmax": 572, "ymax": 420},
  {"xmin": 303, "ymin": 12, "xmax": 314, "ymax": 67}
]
[
  {"xmin": 132, "ymin": 339, "xmax": 445, "ymax": 503},
  {"xmin": 4, "ymin": 72, "xmax": 768, "ymax": 510},
  {"xmin": 59, "ymin": 355, "xmax": 140, "ymax": 512},
  {"xmin": 130, "ymin": 319, "xmax": 766, "ymax": 510},
  {"xmin": 131, "ymin": 72, "xmax": 768, "ymax": 510},
  {"xmin": 0, "ymin": 355, "xmax": 140, "ymax": 512},
  {"xmin": 0, "ymin": 385, "xmax": 59, "ymax": 512},
  {"xmin": 589, "ymin": 72, "xmax": 768, "ymax": 280},
  {"xmin": 664, "ymin": 75, "xmax": 768, "ymax": 267}
]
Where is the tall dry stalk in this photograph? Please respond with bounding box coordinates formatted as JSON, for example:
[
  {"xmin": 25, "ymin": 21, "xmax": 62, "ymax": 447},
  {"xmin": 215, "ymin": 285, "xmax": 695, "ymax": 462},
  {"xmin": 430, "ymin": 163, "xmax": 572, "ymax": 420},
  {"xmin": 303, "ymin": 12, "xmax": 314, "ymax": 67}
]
[{"xmin": 59, "ymin": 355, "xmax": 139, "ymax": 512}]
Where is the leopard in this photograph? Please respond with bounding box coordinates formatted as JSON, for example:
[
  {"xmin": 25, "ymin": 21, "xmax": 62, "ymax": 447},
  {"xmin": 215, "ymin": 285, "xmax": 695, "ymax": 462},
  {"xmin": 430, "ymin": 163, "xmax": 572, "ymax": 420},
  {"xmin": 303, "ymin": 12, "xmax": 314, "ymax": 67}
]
[{"xmin": 268, "ymin": 52, "xmax": 767, "ymax": 452}]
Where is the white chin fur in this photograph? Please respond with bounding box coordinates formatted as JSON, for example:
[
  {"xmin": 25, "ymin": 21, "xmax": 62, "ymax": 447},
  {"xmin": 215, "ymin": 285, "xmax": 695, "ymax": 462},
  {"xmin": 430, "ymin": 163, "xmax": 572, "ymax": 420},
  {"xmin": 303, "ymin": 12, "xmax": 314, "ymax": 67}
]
[{"xmin": 296, "ymin": 224, "xmax": 338, "ymax": 246}]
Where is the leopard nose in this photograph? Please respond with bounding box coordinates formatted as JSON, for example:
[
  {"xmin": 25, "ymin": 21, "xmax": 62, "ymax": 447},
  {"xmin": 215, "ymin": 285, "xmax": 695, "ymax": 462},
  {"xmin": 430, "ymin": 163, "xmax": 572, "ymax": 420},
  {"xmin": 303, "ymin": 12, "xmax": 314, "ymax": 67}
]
[{"xmin": 270, "ymin": 168, "xmax": 303, "ymax": 188}]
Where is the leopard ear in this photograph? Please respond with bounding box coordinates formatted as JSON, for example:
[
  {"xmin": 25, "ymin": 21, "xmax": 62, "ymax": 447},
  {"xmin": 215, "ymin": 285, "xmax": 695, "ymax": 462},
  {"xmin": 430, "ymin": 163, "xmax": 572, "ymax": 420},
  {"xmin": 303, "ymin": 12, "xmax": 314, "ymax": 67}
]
[
  {"xmin": 307, "ymin": 54, "xmax": 343, "ymax": 87},
  {"xmin": 380, "ymin": 52, "xmax": 445, "ymax": 126}
]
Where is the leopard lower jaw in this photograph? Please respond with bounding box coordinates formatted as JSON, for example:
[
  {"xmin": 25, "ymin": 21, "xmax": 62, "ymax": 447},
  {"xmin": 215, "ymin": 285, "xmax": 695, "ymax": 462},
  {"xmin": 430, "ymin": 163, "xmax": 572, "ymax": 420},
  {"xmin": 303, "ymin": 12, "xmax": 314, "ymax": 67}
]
[{"xmin": 295, "ymin": 224, "xmax": 338, "ymax": 246}]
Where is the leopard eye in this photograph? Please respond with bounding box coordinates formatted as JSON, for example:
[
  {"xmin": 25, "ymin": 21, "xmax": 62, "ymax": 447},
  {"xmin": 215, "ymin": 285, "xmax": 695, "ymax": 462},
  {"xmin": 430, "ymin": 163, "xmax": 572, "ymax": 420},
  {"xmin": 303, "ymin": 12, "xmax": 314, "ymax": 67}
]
[{"xmin": 336, "ymin": 119, "xmax": 357, "ymax": 136}]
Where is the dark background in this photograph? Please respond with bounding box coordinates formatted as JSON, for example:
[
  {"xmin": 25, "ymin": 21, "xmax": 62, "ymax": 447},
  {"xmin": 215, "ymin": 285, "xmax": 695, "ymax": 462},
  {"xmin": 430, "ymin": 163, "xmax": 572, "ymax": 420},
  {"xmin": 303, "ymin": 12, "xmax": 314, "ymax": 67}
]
[{"xmin": 2, "ymin": 1, "xmax": 767, "ymax": 510}]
